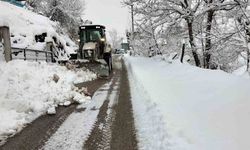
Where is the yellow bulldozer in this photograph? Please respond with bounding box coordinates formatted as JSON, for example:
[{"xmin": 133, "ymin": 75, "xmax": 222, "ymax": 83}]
[{"xmin": 71, "ymin": 25, "xmax": 112, "ymax": 77}]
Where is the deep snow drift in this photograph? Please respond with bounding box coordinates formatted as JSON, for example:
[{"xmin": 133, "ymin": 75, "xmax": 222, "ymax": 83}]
[
  {"xmin": 125, "ymin": 56, "xmax": 250, "ymax": 150},
  {"xmin": 0, "ymin": 60, "xmax": 96, "ymax": 145}
]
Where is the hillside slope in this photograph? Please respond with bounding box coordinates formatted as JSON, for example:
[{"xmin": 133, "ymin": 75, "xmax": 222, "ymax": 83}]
[{"xmin": 0, "ymin": 1, "xmax": 77, "ymax": 60}]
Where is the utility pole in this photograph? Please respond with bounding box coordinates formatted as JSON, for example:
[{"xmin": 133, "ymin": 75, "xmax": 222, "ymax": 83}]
[
  {"xmin": 130, "ymin": 4, "xmax": 135, "ymax": 53},
  {"xmin": 131, "ymin": 4, "xmax": 135, "ymax": 38}
]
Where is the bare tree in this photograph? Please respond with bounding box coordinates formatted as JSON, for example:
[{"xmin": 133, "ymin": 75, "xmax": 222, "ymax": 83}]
[
  {"xmin": 108, "ymin": 29, "xmax": 123, "ymax": 49},
  {"xmin": 234, "ymin": 0, "xmax": 250, "ymax": 71},
  {"xmin": 124, "ymin": 0, "xmax": 202, "ymax": 66},
  {"xmin": 123, "ymin": 0, "xmax": 250, "ymax": 72}
]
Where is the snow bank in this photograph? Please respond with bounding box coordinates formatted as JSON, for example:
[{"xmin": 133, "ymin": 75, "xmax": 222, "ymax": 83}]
[
  {"xmin": 0, "ymin": 1, "xmax": 77, "ymax": 60},
  {"xmin": 125, "ymin": 56, "xmax": 250, "ymax": 150},
  {"xmin": 0, "ymin": 60, "xmax": 96, "ymax": 145}
]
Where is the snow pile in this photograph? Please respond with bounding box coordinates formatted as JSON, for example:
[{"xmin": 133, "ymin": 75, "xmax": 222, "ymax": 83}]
[
  {"xmin": 0, "ymin": 1, "xmax": 77, "ymax": 60},
  {"xmin": 0, "ymin": 60, "xmax": 96, "ymax": 145},
  {"xmin": 125, "ymin": 56, "xmax": 250, "ymax": 150}
]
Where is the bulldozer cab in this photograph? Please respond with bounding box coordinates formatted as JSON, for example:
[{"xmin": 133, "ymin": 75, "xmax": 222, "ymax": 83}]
[
  {"xmin": 78, "ymin": 25, "xmax": 106, "ymax": 60},
  {"xmin": 76, "ymin": 25, "xmax": 112, "ymax": 77},
  {"xmin": 79, "ymin": 25, "xmax": 105, "ymax": 43}
]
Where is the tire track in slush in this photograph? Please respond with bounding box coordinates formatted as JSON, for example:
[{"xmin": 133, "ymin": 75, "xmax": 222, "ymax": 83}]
[
  {"xmin": 83, "ymin": 61, "xmax": 138, "ymax": 150},
  {"xmin": 83, "ymin": 70, "xmax": 120, "ymax": 150},
  {"xmin": 110, "ymin": 62, "xmax": 138, "ymax": 150}
]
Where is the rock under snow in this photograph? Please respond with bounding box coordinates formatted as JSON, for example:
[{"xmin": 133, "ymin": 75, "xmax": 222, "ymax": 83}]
[{"xmin": 53, "ymin": 74, "xmax": 60, "ymax": 83}]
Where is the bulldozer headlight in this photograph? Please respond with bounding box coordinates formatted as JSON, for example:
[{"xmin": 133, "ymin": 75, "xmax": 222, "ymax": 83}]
[
  {"xmin": 100, "ymin": 38, "xmax": 105, "ymax": 42},
  {"xmin": 77, "ymin": 39, "xmax": 80, "ymax": 42}
]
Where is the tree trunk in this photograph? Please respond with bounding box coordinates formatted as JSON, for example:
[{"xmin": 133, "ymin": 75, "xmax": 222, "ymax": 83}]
[
  {"xmin": 150, "ymin": 19, "xmax": 162, "ymax": 55},
  {"xmin": 247, "ymin": 48, "xmax": 250, "ymax": 71},
  {"xmin": 180, "ymin": 43, "xmax": 185, "ymax": 63},
  {"xmin": 186, "ymin": 19, "xmax": 201, "ymax": 67},
  {"xmin": 152, "ymin": 32, "xmax": 161, "ymax": 55},
  {"xmin": 204, "ymin": 4, "xmax": 214, "ymax": 69},
  {"xmin": 246, "ymin": 28, "xmax": 250, "ymax": 71}
]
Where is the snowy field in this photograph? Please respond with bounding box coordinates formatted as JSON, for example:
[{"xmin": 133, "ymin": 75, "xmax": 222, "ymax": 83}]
[
  {"xmin": 0, "ymin": 59, "xmax": 96, "ymax": 145},
  {"xmin": 125, "ymin": 56, "xmax": 250, "ymax": 150}
]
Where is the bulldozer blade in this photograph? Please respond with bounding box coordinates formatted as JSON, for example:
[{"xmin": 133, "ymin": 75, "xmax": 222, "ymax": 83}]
[{"xmin": 75, "ymin": 60, "xmax": 110, "ymax": 77}]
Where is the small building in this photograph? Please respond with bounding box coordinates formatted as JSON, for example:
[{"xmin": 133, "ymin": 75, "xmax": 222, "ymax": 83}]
[{"xmin": 121, "ymin": 43, "xmax": 129, "ymax": 51}]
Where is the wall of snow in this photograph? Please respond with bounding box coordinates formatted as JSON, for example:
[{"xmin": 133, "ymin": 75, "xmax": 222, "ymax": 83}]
[{"xmin": 125, "ymin": 56, "xmax": 250, "ymax": 150}]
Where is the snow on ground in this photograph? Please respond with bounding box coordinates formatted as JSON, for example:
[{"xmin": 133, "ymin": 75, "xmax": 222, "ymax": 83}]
[
  {"xmin": 232, "ymin": 65, "xmax": 250, "ymax": 79},
  {"xmin": 43, "ymin": 79, "xmax": 118, "ymax": 150},
  {"xmin": 125, "ymin": 56, "xmax": 250, "ymax": 150},
  {"xmin": 0, "ymin": 60, "xmax": 96, "ymax": 145},
  {"xmin": 0, "ymin": 1, "xmax": 77, "ymax": 60}
]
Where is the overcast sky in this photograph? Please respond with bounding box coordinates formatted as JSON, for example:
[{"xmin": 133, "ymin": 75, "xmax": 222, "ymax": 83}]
[{"xmin": 84, "ymin": 0, "xmax": 130, "ymax": 39}]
